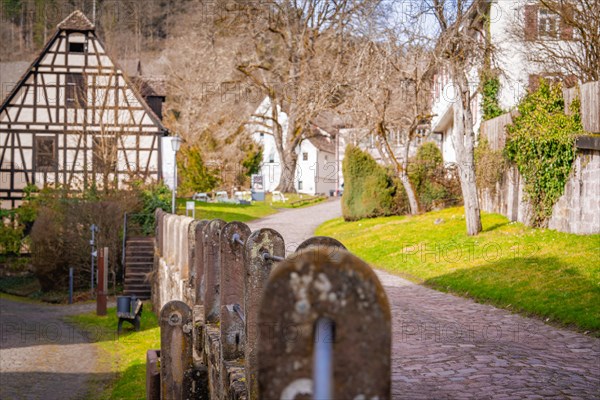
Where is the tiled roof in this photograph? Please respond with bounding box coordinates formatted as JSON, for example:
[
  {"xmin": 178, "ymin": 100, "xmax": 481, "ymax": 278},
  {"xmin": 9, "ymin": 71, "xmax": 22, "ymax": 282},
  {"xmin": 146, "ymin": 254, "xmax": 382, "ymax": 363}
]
[
  {"xmin": 0, "ymin": 61, "xmax": 29, "ymax": 103},
  {"xmin": 57, "ymin": 10, "xmax": 94, "ymax": 31},
  {"xmin": 132, "ymin": 76, "xmax": 167, "ymax": 97},
  {"xmin": 308, "ymin": 131, "xmax": 335, "ymax": 154}
]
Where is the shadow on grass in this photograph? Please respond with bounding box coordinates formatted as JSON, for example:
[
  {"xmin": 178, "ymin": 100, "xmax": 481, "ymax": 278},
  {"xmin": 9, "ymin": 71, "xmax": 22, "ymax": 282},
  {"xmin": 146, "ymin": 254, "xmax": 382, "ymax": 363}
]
[
  {"xmin": 424, "ymin": 256, "xmax": 600, "ymax": 335},
  {"xmin": 0, "ymin": 372, "xmax": 117, "ymax": 400},
  {"xmin": 482, "ymin": 220, "xmax": 510, "ymax": 232}
]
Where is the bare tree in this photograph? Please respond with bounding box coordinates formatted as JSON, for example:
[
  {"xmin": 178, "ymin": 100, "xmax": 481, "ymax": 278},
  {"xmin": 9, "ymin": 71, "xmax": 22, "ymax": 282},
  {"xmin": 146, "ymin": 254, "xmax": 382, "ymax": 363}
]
[
  {"xmin": 521, "ymin": 0, "xmax": 599, "ymax": 83},
  {"xmin": 235, "ymin": 0, "xmax": 374, "ymax": 192},
  {"xmin": 343, "ymin": 23, "xmax": 434, "ymax": 215},
  {"xmin": 163, "ymin": 1, "xmax": 265, "ymax": 189},
  {"xmin": 416, "ymin": 0, "xmax": 489, "ymax": 235}
]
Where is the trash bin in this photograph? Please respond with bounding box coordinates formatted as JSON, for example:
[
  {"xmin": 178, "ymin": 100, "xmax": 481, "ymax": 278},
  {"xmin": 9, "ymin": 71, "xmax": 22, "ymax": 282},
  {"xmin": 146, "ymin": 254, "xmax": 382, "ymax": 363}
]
[{"xmin": 117, "ymin": 296, "xmax": 132, "ymax": 314}]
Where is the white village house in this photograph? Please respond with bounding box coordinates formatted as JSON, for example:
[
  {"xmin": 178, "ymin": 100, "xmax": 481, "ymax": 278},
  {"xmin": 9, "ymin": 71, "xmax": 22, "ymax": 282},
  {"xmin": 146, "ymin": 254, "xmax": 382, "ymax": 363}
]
[
  {"xmin": 250, "ymin": 97, "xmax": 340, "ymax": 196},
  {"xmin": 430, "ymin": 0, "xmax": 578, "ymax": 163},
  {"xmin": 0, "ymin": 11, "xmax": 173, "ymax": 209}
]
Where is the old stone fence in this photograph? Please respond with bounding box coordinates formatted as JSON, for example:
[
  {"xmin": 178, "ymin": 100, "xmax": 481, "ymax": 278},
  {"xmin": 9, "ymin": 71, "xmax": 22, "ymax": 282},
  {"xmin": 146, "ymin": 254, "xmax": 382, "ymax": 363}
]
[{"xmin": 147, "ymin": 209, "xmax": 392, "ymax": 399}]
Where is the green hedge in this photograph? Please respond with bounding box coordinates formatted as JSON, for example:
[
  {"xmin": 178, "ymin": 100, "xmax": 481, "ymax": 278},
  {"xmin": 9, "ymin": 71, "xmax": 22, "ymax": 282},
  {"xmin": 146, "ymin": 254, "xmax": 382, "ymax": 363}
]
[{"xmin": 342, "ymin": 145, "xmax": 405, "ymax": 221}]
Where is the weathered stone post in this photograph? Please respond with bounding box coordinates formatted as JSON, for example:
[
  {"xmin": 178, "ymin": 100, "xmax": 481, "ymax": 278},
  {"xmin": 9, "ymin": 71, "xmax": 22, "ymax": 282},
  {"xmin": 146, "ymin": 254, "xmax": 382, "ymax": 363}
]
[
  {"xmin": 295, "ymin": 236, "xmax": 346, "ymax": 253},
  {"xmin": 193, "ymin": 220, "xmax": 210, "ymax": 306},
  {"xmin": 257, "ymin": 247, "xmax": 392, "ymax": 399},
  {"xmin": 152, "ymin": 209, "xmax": 165, "ymax": 312},
  {"xmin": 220, "ymin": 221, "xmax": 251, "ymax": 360},
  {"xmin": 219, "ymin": 221, "xmax": 252, "ymax": 399},
  {"xmin": 160, "ymin": 300, "xmax": 195, "ymax": 399},
  {"xmin": 244, "ymin": 228, "xmax": 285, "ymax": 399},
  {"xmin": 184, "ymin": 220, "xmax": 201, "ymax": 305},
  {"xmin": 203, "ymin": 219, "xmax": 226, "ymax": 323}
]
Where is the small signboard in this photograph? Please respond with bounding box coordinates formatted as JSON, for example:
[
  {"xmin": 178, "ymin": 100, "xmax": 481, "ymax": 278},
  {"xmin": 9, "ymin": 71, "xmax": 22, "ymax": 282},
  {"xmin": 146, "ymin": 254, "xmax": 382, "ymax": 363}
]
[
  {"xmin": 251, "ymin": 174, "xmax": 265, "ymax": 201},
  {"xmin": 186, "ymin": 201, "xmax": 195, "ymax": 218}
]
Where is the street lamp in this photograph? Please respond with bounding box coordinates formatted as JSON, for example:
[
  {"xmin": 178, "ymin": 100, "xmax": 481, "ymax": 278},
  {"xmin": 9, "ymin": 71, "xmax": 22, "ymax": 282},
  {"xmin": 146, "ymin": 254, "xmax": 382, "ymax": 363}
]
[{"xmin": 171, "ymin": 135, "xmax": 182, "ymax": 214}]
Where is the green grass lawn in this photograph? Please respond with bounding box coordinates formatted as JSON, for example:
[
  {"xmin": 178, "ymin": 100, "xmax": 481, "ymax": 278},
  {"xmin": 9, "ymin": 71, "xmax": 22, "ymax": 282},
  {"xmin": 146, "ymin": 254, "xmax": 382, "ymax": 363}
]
[
  {"xmin": 175, "ymin": 193, "xmax": 326, "ymax": 222},
  {"xmin": 68, "ymin": 304, "xmax": 160, "ymax": 399},
  {"xmin": 316, "ymin": 207, "xmax": 600, "ymax": 335}
]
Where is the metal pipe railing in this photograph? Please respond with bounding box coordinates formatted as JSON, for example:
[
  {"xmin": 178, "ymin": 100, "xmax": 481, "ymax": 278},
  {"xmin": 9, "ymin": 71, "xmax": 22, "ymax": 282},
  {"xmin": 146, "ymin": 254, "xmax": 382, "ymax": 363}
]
[
  {"xmin": 262, "ymin": 252, "xmax": 284, "ymax": 262},
  {"xmin": 232, "ymin": 233, "xmax": 244, "ymax": 246},
  {"xmin": 121, "ymin": 212, "xmax": 128, "ymax": 282},
  {"xmin": 313, "ymin": 317, "xmax": 334, "ymax": 399}
]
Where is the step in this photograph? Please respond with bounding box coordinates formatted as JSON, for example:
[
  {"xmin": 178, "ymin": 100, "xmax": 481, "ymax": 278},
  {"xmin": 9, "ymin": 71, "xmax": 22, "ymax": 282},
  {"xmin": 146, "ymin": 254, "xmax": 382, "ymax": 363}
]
[
  {"xmin": 124, "ymin": 283, "xmax": 151, "ymax": 290},
  {"xmin": 127, "ymin": 237, "xmax": 154, "ymax": 242},
  {"xmin": 125, "ymin": 257, "xmax": 154, "ymax": 263},
  {"xmin": 126, "ymin": 248, "xmax": 154, "ymax": 253},
  {"xmin": 125, "ymin": 261, "xmax": 154, "ymax": 267},
  {"xmin": 123, "ymin": 292, "xmax": 151, "ymax": 300}
]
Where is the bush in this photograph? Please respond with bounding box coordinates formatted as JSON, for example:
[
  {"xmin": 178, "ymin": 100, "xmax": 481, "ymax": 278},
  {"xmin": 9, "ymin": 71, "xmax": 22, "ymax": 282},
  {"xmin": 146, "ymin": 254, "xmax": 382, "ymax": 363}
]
[
  {"xmin": 178, "ymin": 145, "xmax": 219, "ymax": 196},
  {"xmin": 0, "ymin": 222, "xmax": 24, "ymax": 255},
  {"xmin": 29, "ymin": 188, "xmax": 140, "ymax": 292},
  {"xmin": 408, "ymin": 142, "xmax": 462, "ymax": 211},
  {"xmin": 131, "ymin": 182, "xmax": 171, "ymax": 235},
  {"xmin": 505, "ymin": 80, "xmax": 583, "ymax": 226},
  {"xmin": 342, "ymin": 145, "xmax": 404, "ymax": 221}
]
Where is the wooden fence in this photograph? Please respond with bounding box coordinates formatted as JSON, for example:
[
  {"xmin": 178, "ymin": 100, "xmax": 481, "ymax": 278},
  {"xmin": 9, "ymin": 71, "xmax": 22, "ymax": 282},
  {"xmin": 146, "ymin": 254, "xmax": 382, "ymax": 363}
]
[
  {"xmin": 148, "ymin": 209, "xmax": 392, "ymax": 399},
  {"xmin": 481, "ymin": 81, "xmax": 600, "ymax": 149}
]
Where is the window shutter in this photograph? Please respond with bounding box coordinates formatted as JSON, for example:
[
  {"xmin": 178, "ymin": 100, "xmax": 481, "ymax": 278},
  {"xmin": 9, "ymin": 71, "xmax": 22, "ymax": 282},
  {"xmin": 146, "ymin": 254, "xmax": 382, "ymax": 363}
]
[
  {"xmin": 524, "ymin": 4, "xmax": 539, "ymax": 41},
  {"xmin": 560, "ymin": 4, "xmax": 574, "ymax": 40}
]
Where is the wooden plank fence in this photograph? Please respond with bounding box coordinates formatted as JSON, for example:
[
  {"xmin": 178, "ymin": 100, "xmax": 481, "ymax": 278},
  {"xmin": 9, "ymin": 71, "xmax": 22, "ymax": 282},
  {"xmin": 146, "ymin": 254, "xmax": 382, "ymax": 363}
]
[
  {"xmin": 149, "ymin": 209, "xmax": 392, "ymax": 399},
  {"xmin": 482, "ymin": 81, "xmax": 600, "ymax": 147}
]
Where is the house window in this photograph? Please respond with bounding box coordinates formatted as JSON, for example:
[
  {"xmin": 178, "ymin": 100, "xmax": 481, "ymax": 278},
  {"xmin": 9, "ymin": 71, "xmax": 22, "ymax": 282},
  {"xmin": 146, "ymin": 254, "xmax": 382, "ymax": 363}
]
[
  {"xmin": 538, "ymin": 8, "xmax": 560, "ymax": 39},
  {"xmin": 298, "ymin": 181, "xmax": 303, "ymax": 190},
  {"xmin": 35, "ymin": 137, "xmax": 57, "ymax": 171},
  {"xmin": 303, "ymin": 152, "xmax": 308, "ymax": 161},
  {"xmin": 66, "ymin": 73, "xmax": 86, "ymax": 108},
  {"xmin": 324, "ymin": 155, "xmax": 328, "ymax": 161},
  {"xmin": 268, "ymin": 150, "xmax": 275, "ymax": 163},
  {"xmin": 68, "ymin": 42, "xmax": 85, "ymax": 53},
  {"xmin": 93, "ymin": 137, "xmax": 117, "ymax": 171}
]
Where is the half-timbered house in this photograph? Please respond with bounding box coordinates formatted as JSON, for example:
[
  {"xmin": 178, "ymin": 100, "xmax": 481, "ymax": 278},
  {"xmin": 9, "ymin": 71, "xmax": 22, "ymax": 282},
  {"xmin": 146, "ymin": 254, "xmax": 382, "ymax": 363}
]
[{"xmin": 0, "ymin": 11, "xmax": 167, "ymax": 209}]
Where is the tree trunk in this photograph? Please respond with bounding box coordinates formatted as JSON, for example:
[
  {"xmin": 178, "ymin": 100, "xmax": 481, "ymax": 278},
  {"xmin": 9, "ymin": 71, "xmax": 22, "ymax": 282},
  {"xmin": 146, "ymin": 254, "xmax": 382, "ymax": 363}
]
[
  {"xmin": 377, "ymin": 124, "xmax": 420, "ymax": 215},
  {"xmin": 276, "ymin": 148, "xmax": 298, "ymax": 193},
  {"xmin": 452, "ymin": 68, "xmax": 482, "ymax": 236},
  {"xmin": 399, "ymin": 171, "xmax": 420, "ymax": 215}
]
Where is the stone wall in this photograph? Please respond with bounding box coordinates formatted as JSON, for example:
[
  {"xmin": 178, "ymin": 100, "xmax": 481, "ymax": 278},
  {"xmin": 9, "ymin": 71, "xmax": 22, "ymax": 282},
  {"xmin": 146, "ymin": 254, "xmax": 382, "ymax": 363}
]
[
  {"xmin": 479, "ymin": 148, "xmax": 600, "ymax": 234},
  {"xmin": 478, "ymin": 81, "xmax": 600, "ymax": 234}
]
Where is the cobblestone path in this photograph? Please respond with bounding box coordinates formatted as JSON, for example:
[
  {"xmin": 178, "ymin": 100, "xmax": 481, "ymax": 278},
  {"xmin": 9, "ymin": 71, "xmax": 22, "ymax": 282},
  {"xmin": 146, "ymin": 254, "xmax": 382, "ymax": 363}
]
[
  {"xmin": 249, "ymin": 199, "xmax": 600, "ymax": 399},
  {"xmin": 0, "ymin": 297, "xmax": 115, "ymax": 400}
]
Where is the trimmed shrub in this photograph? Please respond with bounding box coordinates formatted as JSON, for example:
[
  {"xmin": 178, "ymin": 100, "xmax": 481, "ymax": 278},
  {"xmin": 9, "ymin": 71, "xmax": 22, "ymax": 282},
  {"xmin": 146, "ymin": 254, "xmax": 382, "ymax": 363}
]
[
  {"xmin": 342, "ymin": 145, "xmax": 404, "ymax": 221},
  {"xmin": 408, "ymin": 142, "xmax": 462, "ymax": 211}
]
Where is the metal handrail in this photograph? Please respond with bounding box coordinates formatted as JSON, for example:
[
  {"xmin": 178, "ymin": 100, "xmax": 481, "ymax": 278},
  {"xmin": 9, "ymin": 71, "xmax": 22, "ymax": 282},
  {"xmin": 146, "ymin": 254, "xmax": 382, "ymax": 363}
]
[{"xmin": 121, "ymin": 212, "xmax": 128, "ymax": 281}]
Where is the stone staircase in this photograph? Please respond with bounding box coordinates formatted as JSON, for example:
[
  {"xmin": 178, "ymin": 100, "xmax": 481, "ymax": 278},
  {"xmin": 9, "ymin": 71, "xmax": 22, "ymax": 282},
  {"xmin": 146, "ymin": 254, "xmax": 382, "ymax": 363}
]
[{"xmin": 123, "ymin": 236, "xmax": 154, "ymax": 299}]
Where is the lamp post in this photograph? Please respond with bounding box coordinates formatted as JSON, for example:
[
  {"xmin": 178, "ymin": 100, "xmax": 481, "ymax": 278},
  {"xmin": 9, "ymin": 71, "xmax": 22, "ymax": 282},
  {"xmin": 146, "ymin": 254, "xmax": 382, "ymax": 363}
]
[{"xmin": 171, "ymin": 135, "xmax": 182, "ymax": 214}]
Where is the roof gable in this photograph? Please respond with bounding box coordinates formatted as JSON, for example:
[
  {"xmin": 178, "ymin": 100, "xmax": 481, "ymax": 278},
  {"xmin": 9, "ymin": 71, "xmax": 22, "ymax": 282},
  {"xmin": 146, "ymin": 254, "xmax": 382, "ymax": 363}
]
[
  {"xmin": 57, "ymin": 10, "xmax": 95, "ymax": 31},
  {"xmin": 0, "ymin": 11, "xmax": 166, "ymax": 132}
]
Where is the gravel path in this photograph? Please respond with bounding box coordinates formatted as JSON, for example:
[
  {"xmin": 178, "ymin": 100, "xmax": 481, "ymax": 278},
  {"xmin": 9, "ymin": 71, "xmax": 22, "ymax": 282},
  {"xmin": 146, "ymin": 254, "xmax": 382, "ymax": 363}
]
[
  {"xmin": 249, "ymin": 199, "xmax": 600, "ymax": 399},
  {"xmin": 0, "ymin": 298, "xmax": 115, "ymax": 400}
]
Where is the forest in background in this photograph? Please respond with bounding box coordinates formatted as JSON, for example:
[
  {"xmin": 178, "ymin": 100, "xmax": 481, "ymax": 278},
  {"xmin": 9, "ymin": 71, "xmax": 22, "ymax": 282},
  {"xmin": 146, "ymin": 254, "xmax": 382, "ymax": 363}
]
[{"xmin": 0, "ymin": 0, "xmax": 189, "ymax": 61}]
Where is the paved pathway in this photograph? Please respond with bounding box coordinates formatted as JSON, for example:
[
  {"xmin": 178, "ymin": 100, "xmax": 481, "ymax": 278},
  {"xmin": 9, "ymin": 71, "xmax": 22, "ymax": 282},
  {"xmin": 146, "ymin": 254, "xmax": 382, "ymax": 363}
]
[
  {"xmin": 249, "ymin": 199, "xmax": 600, "ymax": 399},
  {"xmin": 0, "ymin": 298, "xmax": 115, "ymax": 400}
]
